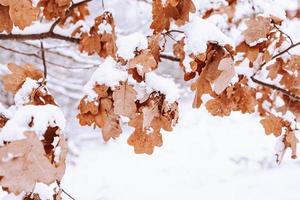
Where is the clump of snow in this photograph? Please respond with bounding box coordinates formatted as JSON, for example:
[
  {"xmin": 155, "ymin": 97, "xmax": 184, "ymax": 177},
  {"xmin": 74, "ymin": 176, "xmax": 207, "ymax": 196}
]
[
  {"xmin": 98, "ymin": 20, "xmax": 113, "ymax": 34},
  {"xmin": 1, "ymin": 191, "xmax": 25, "ymax": 200},
  {"xmin": 0, "ymin": 105, "xmax": 66, "ymax": 144},
  {"xmin": 54, "ymin": 146, "xmax": 61, "ymax": 163},
  {"xmin": 183, "ymin": 18, "xmax": 234, "ymax": 55},
  {"xmin": 32, "ymin": 182, "xmax": 59, "ymax": 200},
  {"xmin": 182, "ymin": 18, "xmax": 234, "ymax": 72},
  {"xmin": 116, "ymin": 32, "xmax": 148, "ymax": 60},
  {"xmin": 145, "ymin": 72, "xmax": 179, "ymax": 103},
  {"xmin": 0, "ymin": 103, "xmax": 11, "ymax": 119},
  {"xmin": 194, "ymin": 0, "xmax": 227, "ymax": 11},
  {"xmin": 14, "ymin": 78, "xmax": 39, "ymax": 106},
  {"xmin": 83, "ymin": 57, "xmax": 128, "ymax": 99},
  {"xmin": 234, "ymin": 0, "xmax": 288, "ymax": 22}
]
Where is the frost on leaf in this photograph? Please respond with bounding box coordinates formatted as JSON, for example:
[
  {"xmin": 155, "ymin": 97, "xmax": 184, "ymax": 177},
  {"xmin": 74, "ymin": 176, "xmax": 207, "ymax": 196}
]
[
  {"xmin": 0, "ymin": 131, "xmax": 66, "ymax": 195},
  {"xmin": 2, "ymin": 63, "xmax": 43, "ymax": 95}
]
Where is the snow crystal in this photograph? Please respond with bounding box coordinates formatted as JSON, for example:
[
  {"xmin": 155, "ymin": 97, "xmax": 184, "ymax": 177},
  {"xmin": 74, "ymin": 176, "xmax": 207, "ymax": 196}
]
[
  {"xmin": 0, "ymin": 105, "xmax": 66, "ymax": 144},
  {"xmin": 145, "ymin": 72, "xmax": 179, "ymax": 103},
  {"xmin": 116, "ymin": 32, "xmax": 148, "ymax": 60},
  {"xmin": 14, "ymin": 78, "xmax": 39, "ymax": 106},
  {"xmin": 83, "ymin": 57, "xmax": 128, "ymax": 99}
]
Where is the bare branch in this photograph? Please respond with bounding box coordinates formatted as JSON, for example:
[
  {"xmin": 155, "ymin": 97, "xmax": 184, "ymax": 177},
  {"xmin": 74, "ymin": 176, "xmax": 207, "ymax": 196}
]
[
  {"xmin": 0, "ymin": 32, "xmax": 80, "ymax": 43},
  {"xmin": 62, "ymin": 188, "xmax": 76, "ymax": 200},
  {"xmin": 40, "ymin": 41, "xmax": 47, "ymax": 79},
  {"xmin": 0, "ymin": 0, "xmax": 92, "ymax": 43},
  {"xmin": 160, "ymin": 53, "xmax": 180, "ymax": 62},
  {"xmin": 250, "ymin": 76, "xmax": 300, "ymax": 101},
  {"xmin": 0, "ymin": 45, "xmax": 96, "ymax": 70}
]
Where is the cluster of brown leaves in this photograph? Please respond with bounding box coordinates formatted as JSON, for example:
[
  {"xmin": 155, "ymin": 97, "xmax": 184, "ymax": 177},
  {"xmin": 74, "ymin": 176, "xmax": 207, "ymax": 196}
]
[
  {"xmin": 0, "ymin": 0, "xmax": 39, "ymax": 32},
  {"xmin": 151, "ymin": 0, "xmax": 196, "ymax": 32},
  {"xmin": 205, "ymin": 77, "xmax": 256, "ymax": 116},
  {"xmin": 2, "ymin": 63, "xmax": 56, "ymax": 105},
  {"xmin": 38, "ymin": 0, "xmax": 71, "ymax": 20},
  {"xmin": 1, "ymin": 64, "xmax": 66, "ymax": 199},
  {"xmin": 260, "ymin": 113, "xmax": 298, "ymax": 162},
  {"xmin": 60, "ymin": 2, "xmax": 89, "ymax": 25},
  {"xmin": 77, "ymin": 81, "xmax": 178, "ymax": 154},
  {"xmin": 170, "ymin": 11, "xmax": 299, "ymax": 161},
  {"xmin": 2, "ymin": 63, "xmax": 43, "ymax": 94},
  {"xmin": 126, "ymin": 34, "xmax": 161, "ymax": 82},
  {"xmin": 266, "ymin": 57, "xmax": 300, "ymax": 96},
  {"xmin": 79, "ymin": 12, "xmax": 117, "ymax": 58},
  {"xmin": 177, "ymin": 43, "xmax": 236, "ymax": 108}
]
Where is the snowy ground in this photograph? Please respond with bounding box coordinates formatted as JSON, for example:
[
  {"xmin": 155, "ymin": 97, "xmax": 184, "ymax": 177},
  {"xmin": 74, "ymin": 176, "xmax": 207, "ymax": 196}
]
[{"xmin": 61, "ymin": 94, "xmax": 300, "ymax": 200}]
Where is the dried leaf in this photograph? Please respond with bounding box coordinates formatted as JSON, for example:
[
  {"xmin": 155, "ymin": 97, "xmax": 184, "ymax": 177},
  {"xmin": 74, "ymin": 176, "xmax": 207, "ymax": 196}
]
[
  {"xmin": 128, "ymin": 51, "xmax": 157, "ymax": 76},
  {"xmin": 243, "ymin": 17, "xmax": 271, "ymax": 46},
  {"xmin": 260, "ymin": 114, "xmax": 283, "ymax": 137},
  {"xmin": 0, "ymin": 132, "xmax": 65, "ymax": 195},
  {"xmin": 113, "ymin": 83, "xmax": 137, "ymax": 117},
  {"xmin": 214, "ymin": 57, "xmax": 235, "ymax": 94},
  {"xmin": 9, "ymin": 0, "xmax": 39, "ymax": 30},
  {"xmin": 2, "ymin": 63, "xmax": 43, "ymax": 94},
  {"xmin": 0, "ymin": 5, "xmax": 13, "ymax": 33}
]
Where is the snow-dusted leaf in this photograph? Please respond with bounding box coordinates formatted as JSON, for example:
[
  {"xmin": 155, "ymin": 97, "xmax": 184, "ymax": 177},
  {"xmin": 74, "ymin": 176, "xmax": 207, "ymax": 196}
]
[{"xmin": 0, "ymin": 132, "xmax": 65, "ymax": 195}]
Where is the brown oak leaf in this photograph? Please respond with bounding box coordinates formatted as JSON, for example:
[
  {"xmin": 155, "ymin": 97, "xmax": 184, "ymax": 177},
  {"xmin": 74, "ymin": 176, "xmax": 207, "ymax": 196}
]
[
  {"xmin": 260, "ymin": 114, "xmax": 283, "ymax": 137},
  {"xmin": 2, "ymin": 63, "xmax": 43, "ymax": 94},
  {"xmin": 113, "ymin": 83, "xmax": 137, "ymax": 117},
  {"xmin": 243, "ymin": 16, "xmax": 271, "ymax": 46},
  {"xmin": 0, "ymin": 5, "xmax": 13, "ymax": 33},
  {"xmin": 0, "ymin": 132, "xmax": 65, "ymax": 195}
]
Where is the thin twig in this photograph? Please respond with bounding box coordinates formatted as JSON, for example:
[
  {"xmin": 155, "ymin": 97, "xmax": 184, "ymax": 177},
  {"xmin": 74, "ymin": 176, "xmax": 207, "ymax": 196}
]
[
  {"xmin": 0, "ymin": 44, "xmax": 96, "ymax": 69},
  {"xmin": 101, "ymin": 0, "xmax": 105, "ymax": 9},
  {"xmin": 250, "ymin": 76, "xmax": 300, "ymax": 101},
  {"xmin": 273, "ymin": 23, "xmax": 294, "ymax": 45},
  {"xmin": 160, "ymin": 53, "xmax": 180, "ymax": 62},
  {"xmin": 250, "ymin": 35, "xmax": 300, "ymax": 101},
  {"xmin": 40, "ymin": 41, "xmax": 47, "ymax": 79},
  {"xmin": 62, "ymin": 188, "xmax": 76, "ymax": 200}
]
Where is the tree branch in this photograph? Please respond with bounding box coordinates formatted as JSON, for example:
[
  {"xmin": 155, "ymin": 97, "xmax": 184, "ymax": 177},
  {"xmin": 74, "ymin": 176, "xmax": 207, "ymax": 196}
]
[
  {"xmin": 0, "ymin": 45, "xmax": 96, "ymax": 70},
  {"xmin": 250, "ymin": 76, "xmax": 300, "ymax": 101},
  {"xmin": 0, "ymin": 0, "xmax": 92, "ymax": 43},
  {"xmin": 160, "ymin": 53, "xmax": 180, "ymax": 62},
  {"xmin": 40, "ymin": 41, "xmax": 47, "ymax": 79}
]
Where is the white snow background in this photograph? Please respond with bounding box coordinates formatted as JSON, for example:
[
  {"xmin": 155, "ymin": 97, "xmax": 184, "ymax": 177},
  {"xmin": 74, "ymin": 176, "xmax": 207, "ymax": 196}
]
[{"xmin": 61, "ymin": 93, "xmax": 300, "ymax": 200}]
